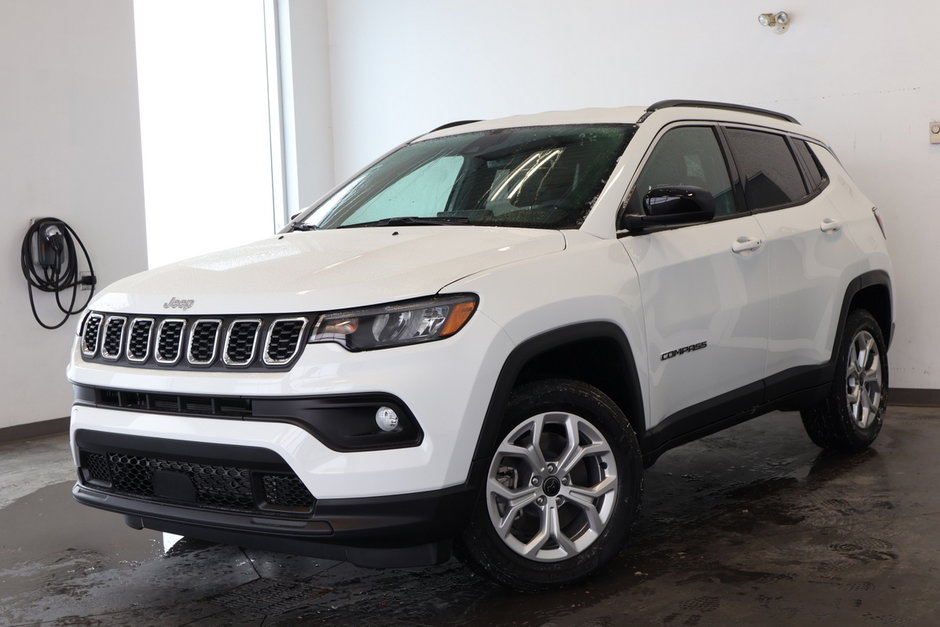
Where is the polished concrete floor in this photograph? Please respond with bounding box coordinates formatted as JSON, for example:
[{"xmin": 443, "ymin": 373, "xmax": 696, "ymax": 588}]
[{"xmin": 2, "ymin": 406, "xmax": 939, "ymax": 626}]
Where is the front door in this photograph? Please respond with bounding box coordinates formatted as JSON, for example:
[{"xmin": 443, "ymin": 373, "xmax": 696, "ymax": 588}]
[{"xmin": 620, "ymin": 125, "xmax": 770, "ymax": 432}]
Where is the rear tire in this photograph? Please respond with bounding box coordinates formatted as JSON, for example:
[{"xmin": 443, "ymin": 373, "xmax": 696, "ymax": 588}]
[
  {"xmin": 801, "ymin": 309, "xmax": 888, "ymax": 452},
  {"xmin": 456, "ymin": 379, "xmax": 642, "ymax": 592}
]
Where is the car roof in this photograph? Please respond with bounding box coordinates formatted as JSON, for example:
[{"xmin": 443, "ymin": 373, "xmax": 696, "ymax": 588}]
[
  {"xmin": 419, "ymin": 107, "xmax": 648, "ymax": 141},
  {"xmin": 418, "ymin": 101, "xmax": 818, "ymax": 143}
]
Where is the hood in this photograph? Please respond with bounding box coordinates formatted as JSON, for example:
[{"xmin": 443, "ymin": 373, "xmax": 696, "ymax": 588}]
[{"xmin": 92, "ymin": 227, "xmax": 566, "ymax": 315}]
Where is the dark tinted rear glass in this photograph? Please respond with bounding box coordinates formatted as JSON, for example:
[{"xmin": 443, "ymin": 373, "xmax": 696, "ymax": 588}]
[
  {"xmin": 725, "ymin": 128, "xmax": 807, "ymax": 210},
  {"xmin": 793, "ymin": 140, "xmax": 827, "ymax": 192}
]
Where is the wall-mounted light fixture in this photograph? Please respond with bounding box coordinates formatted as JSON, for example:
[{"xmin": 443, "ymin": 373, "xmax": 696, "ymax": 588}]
[{"xmin": 758, "ymin": 11, "xmax": 790, "ymax": 34}]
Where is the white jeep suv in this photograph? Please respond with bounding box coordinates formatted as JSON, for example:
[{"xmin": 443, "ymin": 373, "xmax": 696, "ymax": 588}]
[{"xmin": 69, "ymin": 100, "xmax": 893, "ymax": 590}]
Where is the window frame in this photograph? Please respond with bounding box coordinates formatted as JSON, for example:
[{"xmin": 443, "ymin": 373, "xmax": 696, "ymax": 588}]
[
  {"xmin": 618, "ymin": 121, "xmax": 833, "ymax": 237},
  {"xmin": 617, "ymin": 122, "xmax": 747, "ymax": 236},
  {"xmin": 791, "ymin": 138, "xmax": 830, "ymax": 196},
  {"xmin": 716, "ymin": 124, "xmax": 830, "ymax": 215}
]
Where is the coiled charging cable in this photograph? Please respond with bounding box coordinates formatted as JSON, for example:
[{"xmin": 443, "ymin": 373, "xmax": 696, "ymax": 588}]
[{"xmin": 20, "ymin": 217, "xmax": 97, "ymax": 329}]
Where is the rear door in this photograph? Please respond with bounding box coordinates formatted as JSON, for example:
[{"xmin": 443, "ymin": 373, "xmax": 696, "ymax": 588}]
[
  {"xmin": 722, "ymin": 128, "xmax": 850, "ymax": 390},
  {"xmin": 620, "ymin": 125, "xmax": 770, "ymax": 432}
]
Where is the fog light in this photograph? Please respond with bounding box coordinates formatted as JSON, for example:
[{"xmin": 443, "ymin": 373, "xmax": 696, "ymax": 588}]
[{"xmin": 376, "ymin": 406, "xmax": 399, "ymax": 432}]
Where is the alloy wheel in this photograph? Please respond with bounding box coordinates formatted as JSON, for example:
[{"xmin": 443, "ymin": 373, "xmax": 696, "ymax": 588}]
[
  {"xmin": 486, "ymin": 411, "xmax": 618, "ymax": 562},
  {"xmin": 846, "ymin": 329, "xmax": 882, "ymax": 429}
]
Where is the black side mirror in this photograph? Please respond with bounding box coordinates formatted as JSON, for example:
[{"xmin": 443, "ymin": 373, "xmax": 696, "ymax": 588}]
[{"xmin": 621, "ymin": 185, "xmax": 716, "ymax": 230}]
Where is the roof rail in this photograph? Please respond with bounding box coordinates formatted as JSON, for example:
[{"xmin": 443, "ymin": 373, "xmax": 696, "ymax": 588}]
[
  {"xmin": 430, "ymin": 119, "xmax": 481, "ymax": 133},
  {"xmin": 641, "ymin": 100, "xmax": 799, "ymax": 124}
]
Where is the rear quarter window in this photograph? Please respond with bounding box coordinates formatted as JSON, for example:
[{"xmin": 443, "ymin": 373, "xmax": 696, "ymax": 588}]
[{"xmin": 792, "ymin": 139, "xmax": 828, "ymax": 193}]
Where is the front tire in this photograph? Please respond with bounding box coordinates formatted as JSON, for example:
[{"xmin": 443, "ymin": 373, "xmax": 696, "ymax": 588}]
[
  {"xmin": 801, "ymin": 309, "xmax": 888, "ymax": 452},
  {"xmin": 456, "ymin": 379, "xmax": 642, "ymax": 592}
]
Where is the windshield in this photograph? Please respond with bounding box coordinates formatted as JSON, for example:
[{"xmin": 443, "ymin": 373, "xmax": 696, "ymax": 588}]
[{"xmin": 297, "ymin": 124, "xmax": 635, "ymax": 230}]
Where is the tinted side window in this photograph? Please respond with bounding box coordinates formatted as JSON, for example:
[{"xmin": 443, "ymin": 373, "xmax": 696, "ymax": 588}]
[
  {"xmin": 792, "ymin": 140, "xmax": 828, "ymax": 192},
  {"xmin": 628, "ymin": 126, "xmax": 737, "ymax": 216},
  {"xmin": 724, "ymin": 128, "xmax": 807, "ymax": 210}
]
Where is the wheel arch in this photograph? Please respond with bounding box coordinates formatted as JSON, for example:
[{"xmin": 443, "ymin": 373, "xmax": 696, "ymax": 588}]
[
  {"xmin": 837, "ymin": 270, "xmax": 893, "ymax": 355},
  {"xmin": 818, "ymin": 269, "xmax": 893, "ymax": 392},
  {"xmin": 847, "ymin": 275, "xmax": 893, "ymax": 349},
  {"xmin": 471, "ymin": 322, "xmax": 645, "ymax": 466}
]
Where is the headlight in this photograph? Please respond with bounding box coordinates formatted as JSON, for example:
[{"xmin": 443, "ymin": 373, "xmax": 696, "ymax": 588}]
[{"xmin": 310, "ymin": 294, "xmax": 478, "ymax": 351}]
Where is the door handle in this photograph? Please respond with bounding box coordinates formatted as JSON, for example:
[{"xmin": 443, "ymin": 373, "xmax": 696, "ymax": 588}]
[
  {"xmin": 820, "ymin": 218, "xmax": 841, "ymax": 233},
  {"xmin": 731, "ymin": 236, "xmax": 762, "ymax": 254}
]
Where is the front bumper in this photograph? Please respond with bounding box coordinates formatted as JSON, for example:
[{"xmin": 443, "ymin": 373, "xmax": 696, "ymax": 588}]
[
  {"xmin": 72, "ymin": 428, "xmax": 484, "ymax": 567},
  {"xmin": 67, "ymin": 310, "xmax": 512, "ymax": 497}
]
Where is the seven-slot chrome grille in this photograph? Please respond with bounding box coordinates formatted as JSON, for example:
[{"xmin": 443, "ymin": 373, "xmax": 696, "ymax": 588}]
[{"xmin": 80, "ymin": 312, "xmax": 309, "ymax": 370}]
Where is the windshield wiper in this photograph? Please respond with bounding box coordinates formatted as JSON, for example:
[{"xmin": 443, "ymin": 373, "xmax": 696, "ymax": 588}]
[
  {"xmin": 337, "ymin": 216, "xmax": 470, "ymax": 229},
  {"xmin": 290, "ymin": 222, "xmax": 318, "ymax": 231}
]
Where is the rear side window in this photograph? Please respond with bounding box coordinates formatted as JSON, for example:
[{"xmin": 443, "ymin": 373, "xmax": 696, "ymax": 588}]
[
  {"xmin": 792, "ymin": 140, "xmax": 828, "ymax": 193},
  {"xmin": 724, "ymin": 128, "xmax": 807, "ymax": 210}
]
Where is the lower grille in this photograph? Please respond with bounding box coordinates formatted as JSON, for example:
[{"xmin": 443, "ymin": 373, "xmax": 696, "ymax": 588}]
[
  {"xmin": 262, "ymin": 474, "xmax": 318, "ymax": 509},
  {"xmin": 79, "ymin": 449, "xmax": 315, "ymax": 514}
]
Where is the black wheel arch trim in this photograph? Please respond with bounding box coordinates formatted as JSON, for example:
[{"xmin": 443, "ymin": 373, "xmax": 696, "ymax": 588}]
[
  {"xmin": 838, "ymin": 269, "xmax": 893, "ymax": 349},
  {"xmin": 471, "ymin": 321, "xmax": 645, "ymax": 467}
]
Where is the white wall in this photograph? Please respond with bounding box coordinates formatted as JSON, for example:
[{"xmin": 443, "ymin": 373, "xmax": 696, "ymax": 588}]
[
  {"xmin": 324, "ymin": 0, "xmax": 940, "ymax": 391},
  {"xmin": 0, "ymin": 1, "xmax": 148, "ymax": 430}
]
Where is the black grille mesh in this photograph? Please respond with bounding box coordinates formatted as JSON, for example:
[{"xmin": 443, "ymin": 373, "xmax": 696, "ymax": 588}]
[
  {"xmin": 82, "ymin": 314, "xmax": 102, "ymax": 355},
  {"xmin": 79, "ymin": 449, "xmax": 314, "ymax": 513},
  {"xmin": 102, "ymin": 317, "xmax": 126, "ymax": 359},
  {"xmin": 189, "ymin": 320, "xmax": 221, "ymax": 364},
  {"xmin": 156, "ymin": 320, "xmax": 185, "ymax": 363},
  {"xmin": 127, "ymin": 319, "xmax": 154, "ymax": 361},
  {"xmin": 110, "ymin": 453, "xmax": 254, "ymax": 509},
  {"xmin": 226, "ymin": 320, "xmax": 261, "ymax": 365},
  {"xmin": 82, "ymin": 451, "xmax": 111, "ymax": 484},
  {"xmin": 262, "ymin": 474, "xmax": 317, "ymax": 509},
  {"xmin": 266, "ymin": 320, "xmax": 306, "ymax": 364}
]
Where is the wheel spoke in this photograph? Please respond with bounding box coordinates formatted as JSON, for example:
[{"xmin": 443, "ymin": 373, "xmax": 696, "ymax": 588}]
[
  {"xmin": 847, "ymin": 344, "xmax": 861, "ymax": 379},
  {"xmin": 863, "ymin": 353, "xmax": 881, "ymax": 384},
  {"xmin": 854, "ymin": 337, "xmax": 868, "ymax": 371},
  {"xmin": 560, "ymin": 441, "xmax": 609, "ymax": 475},
  {"xmin": 852, "ymin": 390, "xmax": 863, "ymax": 422},
  {"xmin": 846, "ymin": 384, "xmax": 861, "ymax": 406},
  {"xmin": 564, "ymin": 490, "xmax": 604, "ymax": 532},
  {"xmin": 567, "ymin": 474, "xmax": 617, "ymax": 500},
  {"xmin": 489, "ymin": 480, "xmax": 540, "ymax": 538},
  {"xmin": 555, "ymin": 415, "xmax": 581, "ymax": 472},
  {"xmin": 859, "ymin": 385, "xmax": 873, "ymax": 420},
  {"xmin": 547, "ymin": 503, "xmax": 577, "ymax": 557},
  {"xmin": 521, "ymin": 510, "xmax": 551, "ymax": 558},
  {"xmin": 487, "ymin": 477, "xmax": 538, "ymax": 503},
  {"xmin": 862, "ymin": 337, "xmax": 876, "ymax": 367},
  {"xmin": 555, "ymin": 415, "xmax": 613, "ymax": 475},
  {"xmin": 495, "ymin": 414, "xmax": 549, "ymax": 472},
  {"xmin": 499, "ymin": 443, "xmax": 545, "ymax": 474}
]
